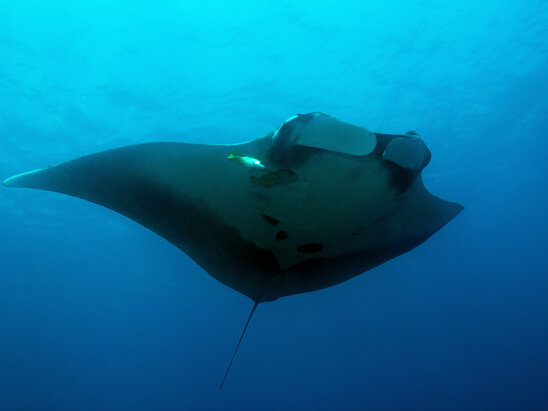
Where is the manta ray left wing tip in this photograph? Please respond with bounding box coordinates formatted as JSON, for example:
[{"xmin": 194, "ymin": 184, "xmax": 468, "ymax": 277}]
[{"xmin": 3, "ymin": 168, "xmax": 49, "ymax": 188}]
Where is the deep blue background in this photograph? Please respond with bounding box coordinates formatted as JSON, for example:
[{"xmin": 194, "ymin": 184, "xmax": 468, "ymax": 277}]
[{"xmin": 1, "ymin": 1, "xmax": 547, "ymax": 409}]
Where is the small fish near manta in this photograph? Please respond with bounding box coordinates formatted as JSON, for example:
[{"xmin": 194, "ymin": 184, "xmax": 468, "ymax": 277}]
[{"xmin": 3, "ymin": 112, "xmax": 463, "ymax": 388}]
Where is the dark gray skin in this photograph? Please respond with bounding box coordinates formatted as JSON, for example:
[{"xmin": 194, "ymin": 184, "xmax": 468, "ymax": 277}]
[{"xmin": 3, "ymin": 114, "xmax": 462, "ymax": 302}]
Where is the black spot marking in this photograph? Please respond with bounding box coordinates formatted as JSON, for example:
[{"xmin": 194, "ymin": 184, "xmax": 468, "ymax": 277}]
[
  {"xmin": 276, "ymin": 231, "xmax": 288, "ymax": 241},
  {"xmin": 260, "ymin": 214, "xmax": 280, "ymax": 226},
  {"xmin": 297, "ymin": 243, "xmax": 324, "ymax": 253}
]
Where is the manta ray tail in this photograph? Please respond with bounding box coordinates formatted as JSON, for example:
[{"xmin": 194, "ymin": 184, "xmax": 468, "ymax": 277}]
[{"xmin": 220, "ymin": 301, "xmax": 259, "ymax": 390}]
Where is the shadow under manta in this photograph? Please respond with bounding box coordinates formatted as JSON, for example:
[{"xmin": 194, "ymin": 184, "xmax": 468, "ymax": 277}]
[{"xmin": 3, "ymin": 112, "xmax": 463, "ymax": 388}]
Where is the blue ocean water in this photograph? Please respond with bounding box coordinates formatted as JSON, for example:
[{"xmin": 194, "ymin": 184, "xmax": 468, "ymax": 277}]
[{"xmin": 1, "ymin": 0, "xmax": 547, "ymax": 409}]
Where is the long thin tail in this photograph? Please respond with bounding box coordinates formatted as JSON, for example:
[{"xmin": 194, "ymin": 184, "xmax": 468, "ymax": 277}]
[{"xmin": 220, "ymin": 301, "xmax": 259, "ymax": 390}]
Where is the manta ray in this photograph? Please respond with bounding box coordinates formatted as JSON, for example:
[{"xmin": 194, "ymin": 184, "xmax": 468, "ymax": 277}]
[{"xmin": 3, "ymin": 112, "xmax": 463, "ymax": 387}]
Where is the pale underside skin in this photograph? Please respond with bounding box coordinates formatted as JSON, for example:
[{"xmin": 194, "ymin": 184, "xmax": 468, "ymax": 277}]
[{"xmin": 3, "ymin": 115, "xmax": 463, "ymax": 302}]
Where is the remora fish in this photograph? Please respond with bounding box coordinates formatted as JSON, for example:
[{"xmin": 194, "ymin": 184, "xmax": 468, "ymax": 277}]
[{"xmin": 249, "ymin": 169, "xmax": 297, "ymax": 186}]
